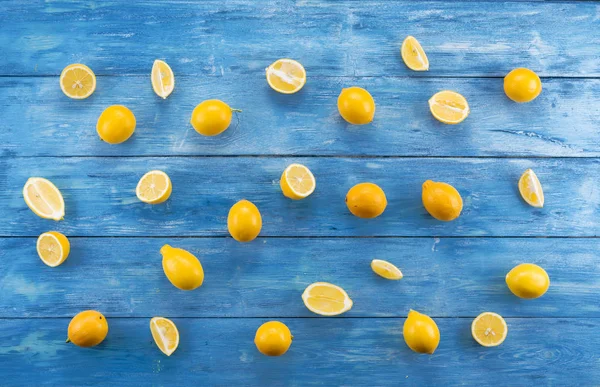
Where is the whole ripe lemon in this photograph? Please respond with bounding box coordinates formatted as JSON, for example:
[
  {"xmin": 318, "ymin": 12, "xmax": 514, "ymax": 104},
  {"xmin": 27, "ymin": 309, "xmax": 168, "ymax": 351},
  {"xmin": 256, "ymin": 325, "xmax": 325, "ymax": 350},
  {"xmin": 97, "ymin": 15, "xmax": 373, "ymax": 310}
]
[
  {"xmin": 422, "ymin": 180, "xmax": 463, "ymax": 221},
  {"xmin": 506, "ymin": 263, "xmax": 550, "ymax": 299},
  {"xmin": 227, "ymin": 200, "xmax": 262, "ymax": 242},
  {"xmin": 96, "ymin": 105, "xmax": 136, "ymax": 144},
  {"xmin": 67, "ymin": 310, "xmax": 108, "ymax": 347},
  {"xmin": 346, "ymin": 182, "xmax": 387, "ymax": 219},
  {"xmin": 190, "ymin": 99, "xmax": 239, "ymax": 136},
  {"xmin": 160, "ymin": 244, "xmax": 204, "ymax": 291},
  {"xmin": 504, "ymin": 68, "xmax": 542, "ymax": 103},
  {"xmin": 254, "ymin": 321, "xmax": 293, "ymax": 356},
  {"xmin": 337, "ymin": 87, "xmax": 375, "ymax": 125},
  {"xmin": 403, "ymin": 309, "xmax": 440, "ymax": 355}
]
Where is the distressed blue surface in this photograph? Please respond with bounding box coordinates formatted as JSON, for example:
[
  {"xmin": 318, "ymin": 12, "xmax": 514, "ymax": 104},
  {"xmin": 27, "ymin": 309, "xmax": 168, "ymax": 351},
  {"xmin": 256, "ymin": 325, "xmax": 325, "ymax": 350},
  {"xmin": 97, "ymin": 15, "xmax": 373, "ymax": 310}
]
[{"xmin": 1, "ymin": 1, "xmax": 599, "ymax": 386}]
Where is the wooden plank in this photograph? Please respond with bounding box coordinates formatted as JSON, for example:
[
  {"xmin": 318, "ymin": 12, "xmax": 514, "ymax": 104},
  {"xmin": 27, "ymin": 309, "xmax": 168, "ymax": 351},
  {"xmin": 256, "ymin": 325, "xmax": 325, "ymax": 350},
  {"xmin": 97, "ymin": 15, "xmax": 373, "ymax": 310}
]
[
  {"xmin": 1, "ymin": 237, "xmax": 598, "ymax": 318},
  {"xmin": 2, "ymin": 157, "xmax": 599, "ymax": 237},
  {"xmin": 1, "ymin": 1, "xmax": 599, "ymax": 77},
  {"xmin": 2, "ymin": 76, "xmax": 600, "ymax": 157}
]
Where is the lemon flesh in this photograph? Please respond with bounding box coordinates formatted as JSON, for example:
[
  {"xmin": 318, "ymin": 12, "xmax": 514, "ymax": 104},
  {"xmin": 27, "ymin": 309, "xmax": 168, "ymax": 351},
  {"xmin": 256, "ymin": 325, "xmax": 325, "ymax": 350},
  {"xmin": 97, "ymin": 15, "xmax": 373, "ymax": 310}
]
[
  {"xmin": 151, "ymin": 60, "xmax": 175, "ymax": 99},
  {"xmin": 37, "ymin": 231, "xmax": 70, "ymax": 267},
  {"xmin": 371, "ymin": 259, "xmax": 403, "ymax": 280},
  {"xmin": 23, "ymin": 177, "xmax": 65, "ymax": 221},
  {"xmin": 266, "ymin": 59, "xmax": 306, "ymax": 94},
  {"xmin": 471, "ymin": 312, "xmax": 508, "ymax": 347},
  {"xmin": 302, "ymin": 282, "xmax": 353, "ymax": 316},
  {"xmin": 428, "ymin": 90, "xmax": 469, "ymax": 124},
  {"xmin": 401, "ymin": 36, "xmax": 429, "ymax": 71},
  {"xmin": 60, "ymin": 64, "xmax": 96, "ymax": 99},
  {"xmin": 518, "ymin": 169, "xmax": 544, "ymax": 208},
  {"xmin": 280, "ymin": 164, "xmax": 316, "ymax": 200},
  {"xmin": 150, "ymin": 317, "xmax": 179, "ymax": 356},
  {"xmin": 136, "ymin": 170, "xmax": 172, "ymax": 204}
]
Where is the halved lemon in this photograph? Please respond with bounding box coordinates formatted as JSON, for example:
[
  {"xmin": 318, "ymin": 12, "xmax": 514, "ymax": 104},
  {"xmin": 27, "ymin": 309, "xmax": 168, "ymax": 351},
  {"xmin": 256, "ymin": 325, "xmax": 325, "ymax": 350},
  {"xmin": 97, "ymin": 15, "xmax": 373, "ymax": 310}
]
[
  {"xmin": 23, "ymin": 177, "xmax": 65, "ymax": 221},
  {"xmin": 401, "ymin": 36, "xmax": 429, "ymax": 71},
  {"xmin": 302, "ymin": 282, "xmax": 353, "ymax": 316},
  {"xmin": 150, "ymin": 317, "xmax": 179, "ymax": 356},
  {"xmin": 280, "ymin": 164, "xmax": 316, "ymax": 200},
  {"xmin": 429, "ymin": 90, "xmax": 470, "ymax": 124},
  {"xmin": 136, "ymin": 170, "xmax": 172, "ymax": 204},
  {"xmin": 266, "ymin": 59, "xmax": 306, "ymax": 94},
  {"xmin": 60, "ymin": 64, "xmax": 96, "ymax": 99},
  {"xmin": 37, "ymin": 231, "xmax": 70, "ymax": 267},
  {"xmin": 518, "ymin": 169, "xmax": 544, "ymax": 208},
  {"xmin": 151, "ymin": 60, "xmax": 175, "ymax": 99},
  {"xmin": 371, "ymin": 259, "xmax": 403, "ymax": 280},
  {"xmin": 471, "ymin": 312, "xmax": 508, "ymax": 347}
]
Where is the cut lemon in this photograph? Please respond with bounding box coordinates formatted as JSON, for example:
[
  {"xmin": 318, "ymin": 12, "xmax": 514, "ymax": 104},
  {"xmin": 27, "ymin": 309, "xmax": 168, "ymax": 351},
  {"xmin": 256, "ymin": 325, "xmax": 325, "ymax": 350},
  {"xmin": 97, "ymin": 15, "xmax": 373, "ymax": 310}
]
[
  {"xmin": 471, "ymin": 312, "xmax": 508, "ymax": 347},
  {"xmin": 518, "ymin": 169, "xmax": 544, "ymax": 208},
  {"xmin": 23, "ymin": 177, "xmax": 65, "ymax": 221},
  {"xmin": 60, "ymin": 64, "xmax": 96, "ymax": 99},
  {"xmin": 302, "ymin": 282, "xmax": 353, "ymax": 316},
  {"xmin": 280, "ymin": 163, "xmax": 316, "ymax": 200},
  {"xmin": 37, "ymin": 231, "xmax": 70, "ymax": 267},
  {"xmin": 151, "ymin": 60, "xmax": 175, "ymax": 99},
  {"xmin": 266, "ymin": 59, "xmax": 306, "ymax": 94},
  {"xmin": 429, "ymin": 90, "xmax": 470, "ymax": 124},
  {"xmin": 136, "ymin": 170, "xmax": 172, "ymax": 204},
  {"xmin": 371, "ymin": 259, "xmax": 403, "ymax": 280},
  {"xmin": 401, "ymin": 36, "xmax": 429, "ymax": 71},
  {"xmin": 150, "ymin": 317, "xmax": 179, "ymax": 356}
]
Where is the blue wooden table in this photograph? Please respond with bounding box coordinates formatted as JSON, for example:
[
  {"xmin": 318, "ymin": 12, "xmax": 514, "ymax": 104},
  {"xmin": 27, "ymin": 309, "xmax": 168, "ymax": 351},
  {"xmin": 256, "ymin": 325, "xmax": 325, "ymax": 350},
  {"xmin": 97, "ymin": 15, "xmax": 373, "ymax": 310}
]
[{"xmin": 1, "ymin": 1, "xmax": 599, "ymax": 385}]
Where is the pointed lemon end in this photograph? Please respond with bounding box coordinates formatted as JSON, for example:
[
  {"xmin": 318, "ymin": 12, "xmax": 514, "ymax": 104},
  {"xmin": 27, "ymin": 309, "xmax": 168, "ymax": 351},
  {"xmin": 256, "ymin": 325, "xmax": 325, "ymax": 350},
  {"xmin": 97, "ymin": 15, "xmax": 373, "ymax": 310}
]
[{"xmin": 160, "ymin": 244, "xmax": 172, "ymax": 255}]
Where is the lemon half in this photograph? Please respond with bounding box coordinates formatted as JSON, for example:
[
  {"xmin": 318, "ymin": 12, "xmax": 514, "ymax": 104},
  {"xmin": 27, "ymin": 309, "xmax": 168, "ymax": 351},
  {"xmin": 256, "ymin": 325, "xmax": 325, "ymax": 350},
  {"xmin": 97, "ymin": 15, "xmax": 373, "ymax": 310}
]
[
  {"xmin": 60, "ymin": 64, "xmax": 96, "ymax": 99},
  {"xmin": 37, "ymin": 231, "xmax": 70, "ymax": 267},
  {"xmin": 429, "ymin": 90, "xmax": 469, "ymax": 124},
  {"xmin": 471, "ymin": 312, "xmax": 508, "ymax": 347},
  {"xmin": 280, "ymin": 164, "xmax": 316, "ymax": 200},
  {"xmin": 302, "ymin": 282, "xmax": 353, "ymax": 316},
  {"xmin": 136, "ymin": 170, "xmax": 172, "ymax": 204},
  {"xmin": 23, "ymin": 177, "xmax": 65, "ymax": 221},
  {"xmin": 266, "ymin": 59, "xmax": 306, "ymax": 94}
]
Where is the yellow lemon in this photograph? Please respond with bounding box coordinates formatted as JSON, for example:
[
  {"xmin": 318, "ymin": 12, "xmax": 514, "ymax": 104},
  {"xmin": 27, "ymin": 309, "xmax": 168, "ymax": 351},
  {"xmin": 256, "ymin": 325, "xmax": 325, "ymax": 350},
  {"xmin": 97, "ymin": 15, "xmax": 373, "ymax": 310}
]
[
  {"xmin": 266, "ymin": 59, "xmax": 306, "ymax": 94},
  {"xmin": 506, "ymin": 263, "xmax": 549, "ymax": 299},
  {"xmin": 518, "ymin": 169, "xmax": 544, "ymax": 208},
  {"xmin": 151, "ymin": 59, "xmax": 175, "ymax": 99},
  {"xmin": 67, "ymin": 310, "xmax": 108, "ymax": 348},
  {"xmin": 96, "ymin": 105, "xmax": 136, "ymax": 144},
  {"xmin": 59, "ymin": 63, "xmax": 96, "ymax": 99},
  {"xmin": 136, "ymin": 170, "xmax": 172, "ymax": 204},
  {"xmin": 37, "ymin": 231, "xmax": 70, "ymax": 267},
  {"xmin": 346, "ymin": 182, "xmax": 387, "ymax": 219},
  {"xmin": 403, "ymin": 309, "xmax": 440, "ymax": 354},
  {"xmin": 471, "ymin": 312, "xmax": 508, "ymax": 347},
  {"xmin": 190, "ymin": 99, "xmax": 240, "ymax": 136},
  {"xmin": 23, "ymin": 177, "xmax": 65, "ymax": 221},
  {"xmin": 422, "ymin": 180, "xmax": 463, "ymax": 221},
  {"xmin": 160, "ymin": 245, "xmax": 204, "ymax": 291},
  {"xmin": 227, "ymin": 200, "xmax": 262, "ymax": 243},
  {"xmin": 302, "ymin": 282, "xmax": 353, "ymax": 316},
  {"xmin": 280, "ymin": 164, "xmax": 316, "ymax": 200},
  {"xmin": 254, "ymin": 321, "xmax": 293, "ymax": 356},
  {"xmin": 428, "ymin": 90, "xmax": 469, "ymax": 124},
  {"xmin": 150, "ymin": 317, "xmax": 179, "ymax": 356},
  {"xmin": 371, "ymin": 259, "xmax": 403, "ymax": 280},
  {"xmin": 504, "ymin": 68, "xmax": 542, "ymax": 103},
  {"xmin": 337, "ymin": 87, "xmax": 375, "ymax": 125},
  {"xmin": 401, "ymin": 36, "xmax": 429, "ymax": 71}
]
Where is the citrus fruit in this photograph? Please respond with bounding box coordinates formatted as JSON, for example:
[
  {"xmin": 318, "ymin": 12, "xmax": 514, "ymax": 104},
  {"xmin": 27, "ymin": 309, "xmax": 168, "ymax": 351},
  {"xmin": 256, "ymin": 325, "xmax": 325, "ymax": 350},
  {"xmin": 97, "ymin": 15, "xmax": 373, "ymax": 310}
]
[
  {"xmin": 518, "ymin": 169, "xmax": 544, "ymax": 208},
  {"xmin": 67, "ymin": 310, "xmax": 108, "ymax": 347},
  {"xmin": 136, "ymin": 170, "xmax": 172, "ymax": 204},
  {"xmin": 422, "ymin": 180, "xmax": 463, "ymax": 221},
  {"xmin": 371, "ymin": 259, "xmax": 403, "ymax": 280},
  {"xmin": 506, "ymin": 263, "xmax": 550, "ymax": 299},
  {"xmin": 160, "ymin": 245, "xmax": 204, "ymax": 291},
  {"xmin": 266, "ymin": 59, "xmax": 306, "ymax": 94},
  {"xmin": 37, "ymin": 231, "xmax": 70, "ymax": 267},
  {"xmin": 337, "ymin": 87, "xmax": 375, "ymax": 125},
  {"xmin": 96, "ymin": 105, "xmax": 136, "ymax": 144},
  {"xmin": 151, "ymin": 59, "xmax": 175, "ymax": 99},
  {"xmin": 428, "ymin": 90, "xmax": 469, "ymax": 124},
  {"xmin": 302, "ymin": 282, "xmax": 353, "ymax": 316},
  {"xmin": 401, "ymin": 36, "xmax": 429, "ymax": 71},
  {"xmin": 190, "ymin": 99, "xmax": 240, "ymax": 136},
  {"xmin": 346, "ymin": 182, "xmax": 387, "ymax": 219},
  {"xmin": 403, "ymin": 309, "xmax": 440, "ymax": 354},
  {"xmin": 23, "ymin": 177, "xmax": 65, "ymax": 221},
  {"xmin": 471, "ymin": 312, "xmax": 508, "ymax": 347},
  {"xmin": 254, "ymin": 321, "xmax": 293, "ymax": 356},
  {"xmin": 504, "ymin": 68, "xmax": 542, "ymax": 103},
  {"xmin": 59, "ymin": 64, "xmax": 96, "ymax": 99},
  {"xmin": 150, "ymin": 317, "xmax": 179, "ymax": 356},
  {"xmin": 227, "ymin": 200, "xmax": 262, "ymax": 242},
  {"xmin": 280, "ymin": 164, "xmax": 316, "ymax": 200}
]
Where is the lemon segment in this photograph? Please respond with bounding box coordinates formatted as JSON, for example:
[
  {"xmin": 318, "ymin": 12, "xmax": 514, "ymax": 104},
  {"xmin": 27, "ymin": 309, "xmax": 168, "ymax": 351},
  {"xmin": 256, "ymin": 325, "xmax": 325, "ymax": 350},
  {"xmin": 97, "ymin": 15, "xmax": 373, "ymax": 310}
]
[
  {"xmin": 150, "ymin": 317, "xmax": 179, "ymax": 356},
  {"xmin": 428, "ymin": 90, "xmax": 470, "ymax": 124},
  {"xmin": 401, "ymin": 36, "xmax": 429, "ymax": 71},
  {"xmin": 151, "ymin": 60, "xmax": 175, "ymax": 99},
  {"xmin": 266, "ymin": 59, "xmax": 306, "ymax": 94},
  {"xmin": 280, "ymin": 164, "xmax": 316, "ymax": 200},
  {"xmin": 471, "ymin": 312, "xmax": 508, "ymax": 347},
  {"xmin": 60, "ymin": 64, "xmax": 96, "ymax": 99},
  {"xmin": 371, "ymin": 259, "xmax": 403, "ymax": 280},
  {"xmin": 302, "ymin": 282, "xmax": 353, "ymax": 316},
  {"xmin": 23, "ymin": 177, "xmax": 65, "ymax": 221},
  {"xmin": 37, "ymin": 231, "xmax": 70, "ymax": 267},
  {"xmin": 518, "ymin": 169, "xmax": 544, "ymax": 208},
  {"xmin": 136, "ymin": 170, "xmax": 172, "ymax": 204}
]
